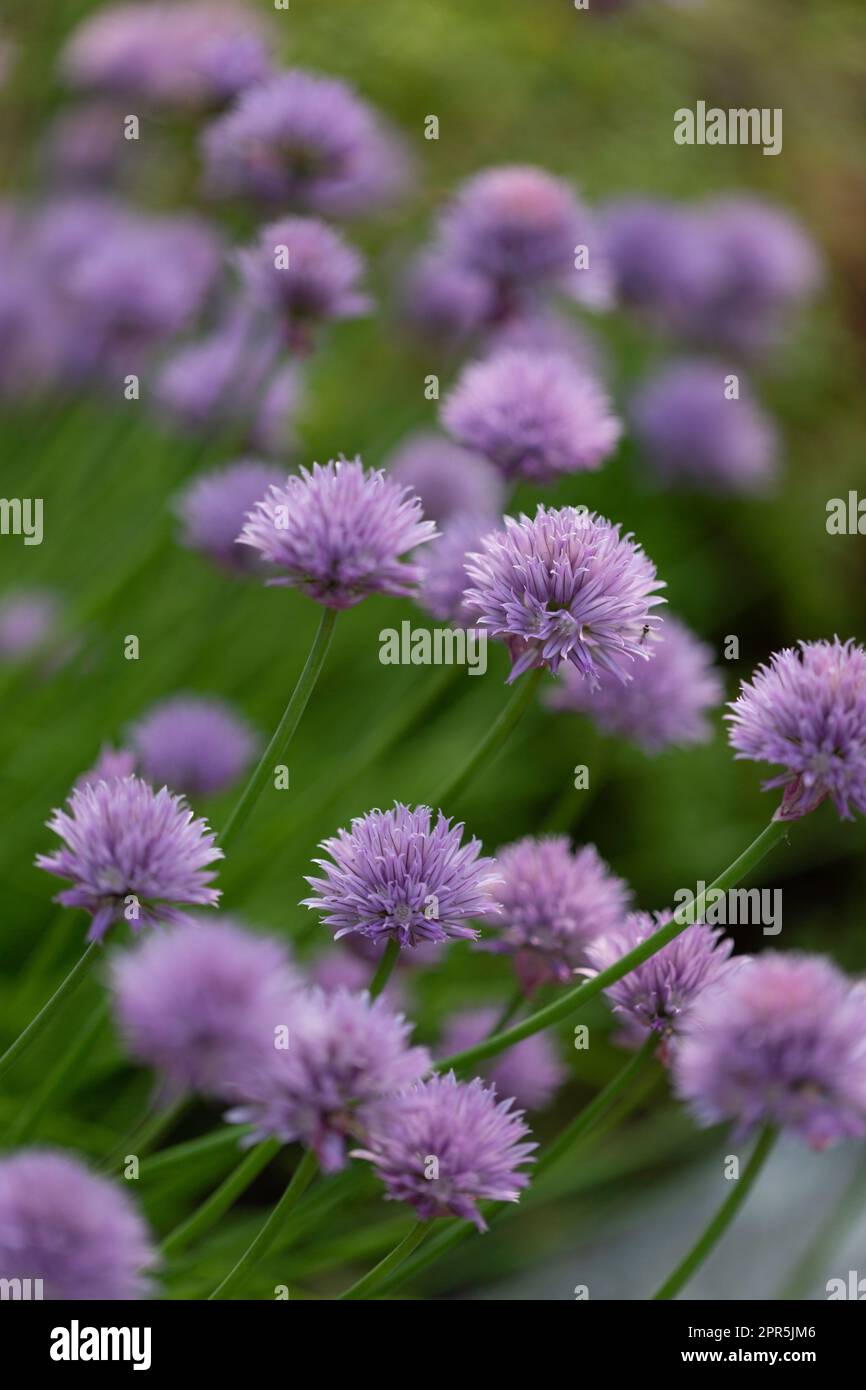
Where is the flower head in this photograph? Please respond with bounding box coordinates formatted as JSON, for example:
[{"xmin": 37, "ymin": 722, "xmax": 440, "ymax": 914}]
[
  {"xmin": 75, "ymin": 744, "xmax": 137, "ymax": 791},
  {"xmin": 238, "ymin": 459, "xmax": 436, "ymax": 609},
  {"xmin": 587, "ymin": 912, "xmax": 738, "ymax": 1051},
  {"xmin": 0, "ymin": 588, "xmax": 62, "ymax": 662},
  {"xmin": 36, "ymin": 776, "xmax": 222, "ymax": 941},
  {"xmin": 416, "ymin": 514, "xmax": 499, "ymax": 626},
  {"xmin": 201, "ymin": 69, "xmax": 408, "ymax": 216},
  {"xmin": 547, "ymin": 615, "xmax": 723, "ymax": 753},
  {"xmin": 156, "ymin": 311, "xmax": 285, "ymax": 441},
  {"xmin": 726, "ymin": 638, "xmax": 866, "ymax": 821},
  {"xmin": 484, "ymin": 836, "xmax": 631, "ymax": 991},
  {"xmin": 238, "ymin": 216, "xmax": 368, "ymax": 348},
  {"xmin": 399, "ymin": 252, "xmax": 496, "ymax": 347},
  {"xmin": 354, "ymin": 1072, "xmax": 535, "ymax": 1230},
  {"xmin": 62, "ymin": 2, "xmax": 271, "ymax": 111},
  {"xmin": 0, "ymin": 1149, "xmax": 157, "ymax": 1300},
  {"xmin": 110, "ymin": 917, "xmax": 299, "ymax": 1097},
  {"xmin": 442, "ymin": 350, "xmax": 620, "ymax": 482},
  {"xmin": 227, "ymin": 987, "xmax": 430, "ymax": 1171},
  {"xmin": 440, "ymin": 1009, "xmax": 566, "ymax": 1111},
  {"xmin": 175, "ymin": 460, "xmax": 285, "ymax": 574},
  {"xmin": 603, "ymin": 198, "xmax": 717, "ymax": 325},
  {"xmin": 631, "ymin": 360, "xmax": 777, "ymax": 494},
  {"xmin": 674, "ymin": 952, "xmax": 866, "ymax": 1147},
  {"xmin": 129, "ymin": 695, "xmax": 259, "ymax": 798},
  {"xmin": 387, "ymin": 431, "xmax": 505, "ymax": 526},
  {"xmin": 464, "ymin": 505, "xmax": 665, "ymax": 684},
  {"xmin": 303, "ymin": 802, "xmax": 501, "ymax": 949}
]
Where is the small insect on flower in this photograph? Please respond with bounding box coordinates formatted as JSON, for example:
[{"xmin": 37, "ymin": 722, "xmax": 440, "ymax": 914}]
[{"xmin": 35, "ymin": 775, "xmax": 222, "ymax": 941}]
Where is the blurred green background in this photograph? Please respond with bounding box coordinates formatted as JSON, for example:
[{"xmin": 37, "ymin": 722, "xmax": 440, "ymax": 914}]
[{"xmin": 1, "ymin": 0, "xmax": 865, "ymax": 1299}]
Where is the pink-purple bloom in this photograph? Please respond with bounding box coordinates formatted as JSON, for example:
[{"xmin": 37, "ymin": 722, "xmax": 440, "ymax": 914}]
[
  {"xmin": 484, "ymin": 835, "xmax": 631, "ymax": 992},
  {"xmin": 36, "ymin": 776, "xmax": 222, "ymax": 941},
  {"xmin": 399, "ymin": 252, "xmax": 496, "ymax": 348},
  {"xmin": 0, "ymin": 1149, "xmax": 157, "ymax": 1300},
  {"xmin": 201, "ymin": 69, "xmax": 408, "ymax": 216},
  {"xmin": 156, "ymin": 310, "xmax": 287, "ymax": 443},
  {"xmin": 303, "ymin": 803, "xmax": 501, "ymax": 949},
  {"xmin": 464, "ymin": 505, "xmax": 665, "ymax": 684},
  {"xmin": 416, "ymin": 514, "xmax": 500, "ymax": 626},
  {"xmin": 442, "ymin": 349, "xmax": 620, "ymax": 482},
  {"xmin": 226, "ymin": 987, "xmax": 431, "ymax": 1171},
  {"xmin": 238, "ymin": 216, "xmax": 369, "ymax": 349},
  {"xmin": 726, "ymin": 638, "xmax": 866, "ymax": 821},
  {"xmin": 61, "ymin": 2, "xmax": 271, "ymax": 111},
  {"xmin": 631, "ymin": 360, "xmax": 777, "ymax": 494},
  {"xmin": 0, "ymin": 589, "xmax": 62, "ymax": 662},
  {"xmin": 386, "ymin": 431, "xmax": 506, "ymax": 526},
  {"xmin": 238, "ymin": 459, "xmax": 436, "ymax": 609},
  {"xmin": 547, "ymin": 615, "xmax": 723, "ymax": 753},
  {"xmin": 129, "ymin": 695, "xmax": 259, "ymax": 799},
  {"xmin": 75, "ymin": 744, "xmax": 137, "ymax": 791},
  {"xmin": 439, "ymin": 1009, "xmax": 566, "ymax": 1111},
  {"xmin": 674, "ymin": 952, "xmax": 866, "ymax": 1148},
  {"xmin": 174, "ymin": 460, "xmax": 284, "ymax": 574},
  {"xmin": 354, "ymin": 1072, "xmax": 535, "ymax": 1230},
  {"xmin": 110, "ymin": 918, "xmax": 299, "ymax": 1097}
]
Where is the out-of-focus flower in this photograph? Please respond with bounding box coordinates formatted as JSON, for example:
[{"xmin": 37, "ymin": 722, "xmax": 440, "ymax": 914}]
[
  {"xmin": 485, "ymin": 307, "xmax": 607, "ymax": 379},
  {"xmin": 61, "ymin": 2, "xmax": 271, "ymax": 111},
  {"xmin": 226, "ymin": 986, "xmax": 430, "ymax": 1171},
  {"xmin": 174, "ymin": 460, "xmax": 284, "ymax": 574},
  {"xmin": 386, "ymin": 431, "xmax": 506, "ymax": 526},
  {"xmin": 674, "ymin": 952, "xmax": 866, "ymax": 1147},
  {"xmin": 483, "ymin": 835, "xmax": 631, "ymax": 992},
  {"xmin": 416, "ymin": 514, "xmax": 497, "ymax": 626},
  {"xmin": 75, "ymin": 744, "xmax": 137, "ymax": 792},
  {"xmin": 36, "ymin": 776, "xmax": 222, "ymax": 941},
  {"xmin": 548, "ymin": 615, "xmax": 723, "ymax": 753},
  {"xmin": 399, "ymin": 251, "xmax": 496, "ymax": 348},
  {"xmin": 156, "ymin": 309, "xmax": 284, "ymax": 441},
  {"xmin": 201, "ymin": 69, "xmax": 409, "ymax": 216},
  {"xmin": 129, "ymin": 695, "xmax": 259, "ymax": 798},
  {"xmin": 439, "ymin": 1009, "xmax": 566, "ymax": 1110},
  {"xmin": 41, "ymin": 103, "xmax": 128, "ymax": 188},
  {"xmin": 303, "ymin": 802, "xmax": 501, "ymax": 949},
  {"xmin": 111, "ymin": 917, "xmax": 299, "ymax": 1097},
  {"xmin": 253, "ymin": 362, "xmax": 304, "ymax": 457},
  {"xmin": 726, "ymin": 638, "xmax": 866, "ymax": 821},
  {"xmin": 239, "ymin": 459, "xmax": 436, "ymax": 608},
  {"xmin": 442, "ymin": 350, "xmax": 620, "ymax": 482},
  {"xmin": 464, "ymin": 506, "xmax": 665, "ymax": 684},
  {"xmin": 0, "ymin": 1149, "xmax": 157, "ymax": 1300},
  {"xmin": 0, "ymin": 589, "xmax": 62, "ymax": 662},
  {"xmin": 354, "ymin": 1072, "xmax": 535, "ymax": 1229},
  {"xmin": 631, "ymin": 360, "xmax": 777, "ymax": 493},
  {"xmin": 603, "ymin": 198, "xmax": 717, "ymax": 327},
  {"xmin": 238, "ymin": 216, "xmax": 368, "ymax": 350}
]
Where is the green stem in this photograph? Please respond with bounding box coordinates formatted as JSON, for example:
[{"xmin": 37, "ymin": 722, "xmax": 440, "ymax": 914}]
[
  {"xmin": 654, "ymin": 1126, "xmax": 778, "ymax": 1300},
  {"xmin": 337, "ymin": 1221, "xmax": 429, "ymax": 1300},
  {"xmin": 209, "ymin": 1147, "xmax": 319, "ymax": 1300},
  {"xmin": 368, "ymin": 939, "xmax": 400, "ymax": 1000},
  {"xmin": 218, "ymin": 607, "xmax": 337, "ymax": 851},
  {"xmin": 140, "ymin": 1125, "xmax": 252, "ymax": 1183},
  {"xmin": 5, "ymin": 1001, "xmax": 108, "ymax": 1147},
  {"xmin": 162, "ymin": 1138, "xmax": 282, "ymax": 1258},
  {"xmin": 0, "ymin": 940, "xmax": 101, "ymax": 1080},
  {"xmin": 433, "ymin": 667, "xmax": 543, "ymax": 807},
  {"xmin": 488, "ymin": 985, "xmax": 524, "ymax": 1036},
  {"xmin": 438, "ymin": 820, "xmax": 789, "ymax": 1073},
  {"xmin": 101, "ymin": 1093, "xmax": 189, "ymax": 1172},
  {"xmin": 536, "ymin": 1034, "xmax": 658, "ymax": 1178}
]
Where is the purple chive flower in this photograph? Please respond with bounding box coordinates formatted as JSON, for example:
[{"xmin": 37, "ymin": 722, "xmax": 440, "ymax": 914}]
[
  {"xmin": 0, "ymin": 589, "xmax": 62, "ymax": 662},
  {"xmin": 0, "ymin": 1149, "xmax": 157, "ymax": 1300},
  {"xmin": 399, "ymin": 252, "xmax": 496, "ymax": 348},
  {"xmin": 602, "ymin": 198, "xmax": 719, "ymax": 327},
  {"xmin": 726, "ymin": 638, "xmax": 866, "ymax": 821},
  {"xmin": 238, "ymin": 216, "xmax": 369, "ymax": 349},
  {"xmin": 354, "ymin": 1072, "xmax": 535, "ymax": 1230},
  {"xmin": 386, "ymin": 431, "xmax": 506, "ymax": 526},
  {"xmin": 438, "ymin": 165, "xmax": 599, "ymax": 300},
  {"xmin": 156, "ymin": 309, "xmax": 284, "ymax": 441},
  {"xmin": 587, "ymin": 912, "xmax": 738, "ymax": 1054},
  {"xmin": 442, "ymin": 350, "xmax": 621, "ymax": 482},
  {"xmin": 75, "ymin": 744, "xmax": 137, "ymax": 792},
  {"xmin": 303, "ymin": 802, "xmax": 501, "ymax": 949},
  {"xmin": 631, "ymin": 360, "xmax": 777, "ymax": 494},
  {"xmin": 201, "ymin": 69, "xmax": 408, "ymax": 216},
  {"xmin": 227, "ymin": 987, "xmax": 431, "ymax": 1171},
  {"xmin": 483, "ymin": 835, "xmax": 632, "ymax": 992},
  {"xmin": 129, "ymin": 695, "xmax": 259, "ymax": 798},
  {"xmin": 253, "ymin": 362, "xmax": 304, "ymax": 456},
  {"xmin": 41, "ymin": 103, "xmax": 128, "ymax": 188},
  {"xmin": 416, "ymin": 514, "xmax": 498, "ymax": 626},
  {"xmin": 485, "ymin": 307, "xmax": 608, "ymax": 379},
  {"xmin": 238, "ymin": 459, "xmax": 436, "ymax": 609},
  {"xmin": 547, "ymin": 615, "xmax": 724, "ymax": 753},
  {"xmin": 674, "ymin": 952, "xmax": 866, "ymax": 1148},
  {"xmin": 36, "ymin": 776, "xmax": 222, "ymax": 941},
  {"xmin": 110, "ymin": 918, "xmax": 299, "ymax": 1098},
  {"xmin": 174, "ymin": 460, "xmax": 284, "ymax": 575},
  {"xmin": 464, "ymin": 505, "xmax": 665, "ymax": 684},
  {"xmin": 61, "ymin": 2, "xmax": 271, "ymax": 111},
  {"xmin": 440, "ymin": 1009, "xmax": 566, "ymax": 1111}
]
